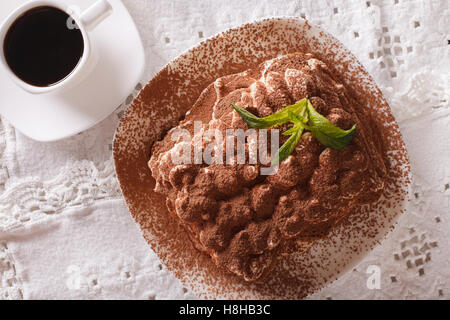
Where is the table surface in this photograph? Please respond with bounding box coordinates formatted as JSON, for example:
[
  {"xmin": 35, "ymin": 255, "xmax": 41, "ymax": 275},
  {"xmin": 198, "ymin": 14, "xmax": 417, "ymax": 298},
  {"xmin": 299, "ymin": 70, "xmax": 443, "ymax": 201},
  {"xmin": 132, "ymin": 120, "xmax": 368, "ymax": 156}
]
[{"xmin": 0, "ymin": 0, "xmax": 449, "ymax": 300}]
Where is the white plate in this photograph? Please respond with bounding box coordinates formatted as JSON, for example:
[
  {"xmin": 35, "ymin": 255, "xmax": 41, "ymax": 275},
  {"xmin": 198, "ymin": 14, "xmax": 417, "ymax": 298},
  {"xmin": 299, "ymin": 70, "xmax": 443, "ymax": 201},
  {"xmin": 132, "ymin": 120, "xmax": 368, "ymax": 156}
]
[
  {"xmin": 0, "ymin": 0, "xmax": 144, "ymax": 142},
  {"xmin": 113, "ymin": 17, "xmax": 411, "ymax": 299}
]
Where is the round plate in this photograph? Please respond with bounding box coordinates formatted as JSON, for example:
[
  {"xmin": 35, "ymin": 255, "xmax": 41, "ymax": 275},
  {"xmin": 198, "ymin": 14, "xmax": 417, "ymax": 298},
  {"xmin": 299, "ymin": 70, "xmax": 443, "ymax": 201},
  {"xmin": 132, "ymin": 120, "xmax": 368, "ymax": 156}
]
[
  {"xmin": 0, "ymin": 0, "xmax": 144, "ymax": 142},
  {"xmin": 113, "ymin": 17, "xmax": 411, "ymax": 299}
]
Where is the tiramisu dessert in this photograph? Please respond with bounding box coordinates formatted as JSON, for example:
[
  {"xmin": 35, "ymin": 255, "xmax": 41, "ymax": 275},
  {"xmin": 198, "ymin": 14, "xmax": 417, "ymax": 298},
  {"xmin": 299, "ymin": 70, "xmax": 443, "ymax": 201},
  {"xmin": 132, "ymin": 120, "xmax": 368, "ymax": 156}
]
[{"xmin": 148, "ymin": 52, "xmax": 387, "ymax": 281}]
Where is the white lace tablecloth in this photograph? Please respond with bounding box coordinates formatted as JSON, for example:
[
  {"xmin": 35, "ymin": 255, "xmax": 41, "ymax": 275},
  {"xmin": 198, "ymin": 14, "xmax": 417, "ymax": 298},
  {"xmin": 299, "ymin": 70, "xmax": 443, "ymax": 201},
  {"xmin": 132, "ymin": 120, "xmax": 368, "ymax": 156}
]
[{"xmin": 0, "ymin": 0, "xmax": 449, "ymax": 300}]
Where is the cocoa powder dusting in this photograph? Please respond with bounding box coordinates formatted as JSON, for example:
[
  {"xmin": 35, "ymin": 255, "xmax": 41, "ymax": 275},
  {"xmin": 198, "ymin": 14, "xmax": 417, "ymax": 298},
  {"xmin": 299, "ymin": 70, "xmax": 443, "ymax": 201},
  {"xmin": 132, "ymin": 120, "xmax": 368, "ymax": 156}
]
[
  {"xmin": 149, "ymin": 52, "xmax": 386, "ymax": 282},
  {"xmin": 113, "ymin": 18, "xmax": 410, "ymax": 299}
]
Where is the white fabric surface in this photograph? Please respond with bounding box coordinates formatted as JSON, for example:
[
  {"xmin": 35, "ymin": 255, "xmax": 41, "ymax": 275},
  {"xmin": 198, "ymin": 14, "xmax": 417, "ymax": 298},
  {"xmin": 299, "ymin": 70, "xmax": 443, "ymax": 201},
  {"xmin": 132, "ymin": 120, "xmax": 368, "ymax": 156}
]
[
  {"xmin": 0, "ymin": 0, "xmax": 449, "ymax": 299},
  {"xmin": 3, "ymin": 199, "xmax": 193, "ymax": 299}
]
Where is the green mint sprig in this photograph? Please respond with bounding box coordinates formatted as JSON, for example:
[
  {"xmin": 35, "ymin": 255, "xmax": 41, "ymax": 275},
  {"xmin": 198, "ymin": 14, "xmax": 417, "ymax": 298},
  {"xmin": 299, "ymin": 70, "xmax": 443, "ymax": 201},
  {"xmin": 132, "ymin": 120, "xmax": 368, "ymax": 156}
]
[
  {"xmin": 231, "ymin": 99, "xmax": 307, "ymax": 129},
  {"xmin": 230, "ymin": 98, "xmax": 357, "ymax": 165}
]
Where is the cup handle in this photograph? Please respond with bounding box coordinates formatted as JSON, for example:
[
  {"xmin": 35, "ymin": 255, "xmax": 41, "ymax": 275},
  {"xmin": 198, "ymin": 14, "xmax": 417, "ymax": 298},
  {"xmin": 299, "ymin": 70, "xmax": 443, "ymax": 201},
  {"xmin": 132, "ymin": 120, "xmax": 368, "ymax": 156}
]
[{"xmin": 80, "ymin": 0, "xmax": 112, "ymax": 31}]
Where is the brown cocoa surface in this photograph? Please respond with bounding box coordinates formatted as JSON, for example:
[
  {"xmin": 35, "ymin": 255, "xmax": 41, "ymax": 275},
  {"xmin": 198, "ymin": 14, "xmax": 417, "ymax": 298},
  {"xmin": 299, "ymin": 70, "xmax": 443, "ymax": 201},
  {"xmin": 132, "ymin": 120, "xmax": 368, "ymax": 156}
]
[
  {"xmin": 149, "ymin": 52, "xmax": 387, "ymax": 281},
  {"xmin": 113, "ymin": 18, "xmax": 410, "ymax": 299}
]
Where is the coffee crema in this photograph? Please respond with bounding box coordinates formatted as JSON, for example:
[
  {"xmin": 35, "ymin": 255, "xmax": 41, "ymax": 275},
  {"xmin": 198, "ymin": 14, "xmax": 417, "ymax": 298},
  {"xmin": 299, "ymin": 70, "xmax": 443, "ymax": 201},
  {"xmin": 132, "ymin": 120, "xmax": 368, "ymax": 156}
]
[{"xmin": 3, "ymin": 6, "xmax": 84, "ymax": 87}]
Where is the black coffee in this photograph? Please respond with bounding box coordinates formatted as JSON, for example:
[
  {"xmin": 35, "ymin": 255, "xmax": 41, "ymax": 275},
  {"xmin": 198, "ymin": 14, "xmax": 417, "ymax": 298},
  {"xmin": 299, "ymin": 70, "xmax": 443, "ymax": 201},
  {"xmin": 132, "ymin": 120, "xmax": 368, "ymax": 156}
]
[{"xmin": 3, "ymin": 6, "xmax": 84, "ymax": 87}]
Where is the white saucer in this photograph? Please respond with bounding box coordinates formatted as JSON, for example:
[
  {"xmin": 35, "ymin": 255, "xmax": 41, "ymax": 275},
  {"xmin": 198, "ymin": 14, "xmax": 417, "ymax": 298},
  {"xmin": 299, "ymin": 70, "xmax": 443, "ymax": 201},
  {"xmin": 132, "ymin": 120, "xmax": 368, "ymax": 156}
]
[{"xmin": 0, "ymin": 0, "xmax": 145, "ymax": 142}]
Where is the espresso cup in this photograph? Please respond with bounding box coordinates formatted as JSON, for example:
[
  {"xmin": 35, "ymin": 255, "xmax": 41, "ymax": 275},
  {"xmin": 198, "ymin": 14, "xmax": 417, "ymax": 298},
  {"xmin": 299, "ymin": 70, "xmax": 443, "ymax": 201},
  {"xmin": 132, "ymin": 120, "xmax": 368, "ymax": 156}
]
[{"xmin": 0, "ymin": 0, "xmax": 112, "ymax": 94}]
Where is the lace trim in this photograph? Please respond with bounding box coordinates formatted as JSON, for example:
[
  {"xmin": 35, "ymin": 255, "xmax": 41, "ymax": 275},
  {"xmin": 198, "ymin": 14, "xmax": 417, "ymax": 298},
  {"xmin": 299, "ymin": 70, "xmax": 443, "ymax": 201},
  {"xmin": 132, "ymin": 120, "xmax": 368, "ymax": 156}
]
[
  {"xmin": 0, "ymin": 159, "xmax": 122, "ymax": 232},
  {"xmin": 0, "ymin": 119, "xmax": 8, "ymax": 194},
  {"xmin": 0, "ymin": 83, "xmax": 144, "ymax": 232},
  {"xmin": 0, "ymin": 0, "xmax": 448, "ymax": 299},
  {"xmin": 0, "ymin": 241, "xmax": 23, "ymax": 299},
  {"xmin": 383, "ymin": 71, "xmax": 450, "ymax": 123}
]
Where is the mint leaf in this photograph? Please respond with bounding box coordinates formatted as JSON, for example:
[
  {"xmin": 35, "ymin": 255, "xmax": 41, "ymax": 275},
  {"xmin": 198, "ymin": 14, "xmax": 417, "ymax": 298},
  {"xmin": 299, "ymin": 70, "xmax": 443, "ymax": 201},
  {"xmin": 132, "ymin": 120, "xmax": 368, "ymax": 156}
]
[
  {"xmin": 287, "ymin": 110, "xmax": 307, "ymax": 124},
  {"xmin": 305, "ymin": 100, "xmax": 356, "ymax": 150},
  {"xmin": 273, "ymin": 125, "xmax": 304, "ymax": 165},
  {"xmin": 282, "ymin": 123, "xmax": 304, "ymax": 136},
  {"xmin": 230, "ymin": 99, "xmax": 307, "ymax": 129},
  {"xmin": 230, "ymin": 103, "xmax": 273, "ymax": 129},
  {"xmin": 261, "ymin": 99, "xmax": 307, "ymax": 124},
  {"xmin": 282, "ymin": 110, "xmax": 307, "ymax": 136},
  {"xmin": 231, "ymin": 98, "xmax": 357, "ymax": 165}
]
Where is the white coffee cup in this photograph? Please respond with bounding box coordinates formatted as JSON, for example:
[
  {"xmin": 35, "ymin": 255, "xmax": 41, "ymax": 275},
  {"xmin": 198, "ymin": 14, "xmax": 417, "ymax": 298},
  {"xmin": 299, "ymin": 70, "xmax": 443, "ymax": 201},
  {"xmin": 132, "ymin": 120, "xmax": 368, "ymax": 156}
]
[{"xmin": 0, "ymin": 0, "xmax": 112, "ymax": 94}]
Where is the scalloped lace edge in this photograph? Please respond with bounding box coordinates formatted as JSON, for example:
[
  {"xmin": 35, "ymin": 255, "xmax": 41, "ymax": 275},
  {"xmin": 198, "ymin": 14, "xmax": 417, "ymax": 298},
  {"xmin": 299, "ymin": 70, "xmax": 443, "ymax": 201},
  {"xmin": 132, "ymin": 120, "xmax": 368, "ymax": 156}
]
[{"xmin": 0, "ymin": 158, "xmax": 122, "ymax": 232}]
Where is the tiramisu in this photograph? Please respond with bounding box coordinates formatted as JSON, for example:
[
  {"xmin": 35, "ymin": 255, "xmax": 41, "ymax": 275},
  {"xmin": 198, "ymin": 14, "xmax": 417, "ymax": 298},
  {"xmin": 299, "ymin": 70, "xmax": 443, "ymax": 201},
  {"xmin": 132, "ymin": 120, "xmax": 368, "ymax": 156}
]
[{"xmin": 148, "ymin": 52, "xmax": 387, "ymax": 281}]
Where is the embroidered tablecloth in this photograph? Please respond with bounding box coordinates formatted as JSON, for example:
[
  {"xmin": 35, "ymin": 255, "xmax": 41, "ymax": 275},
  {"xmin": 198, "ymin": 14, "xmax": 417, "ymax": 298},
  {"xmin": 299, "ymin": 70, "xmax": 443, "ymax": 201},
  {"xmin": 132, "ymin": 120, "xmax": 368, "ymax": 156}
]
[{"xmin": 0, "ymin": 0, "xmax": 449, "ymax": 299}]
